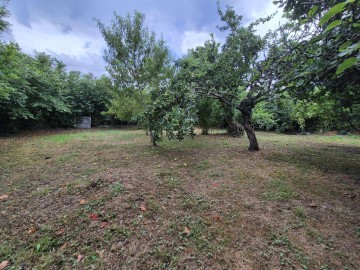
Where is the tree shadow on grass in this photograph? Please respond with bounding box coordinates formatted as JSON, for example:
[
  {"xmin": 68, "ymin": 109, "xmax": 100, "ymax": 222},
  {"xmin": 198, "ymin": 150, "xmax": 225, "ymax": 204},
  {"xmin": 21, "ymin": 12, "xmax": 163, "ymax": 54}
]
[{"xmin": 266, "ymin": 144, "xmax": 360, "ymax": 182}]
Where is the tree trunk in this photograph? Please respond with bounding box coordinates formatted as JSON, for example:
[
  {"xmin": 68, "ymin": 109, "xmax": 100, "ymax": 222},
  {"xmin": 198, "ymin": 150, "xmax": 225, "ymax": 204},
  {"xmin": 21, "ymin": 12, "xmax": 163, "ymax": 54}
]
[
  {"xmin": 149, "ymin": 130, "xmax": 157, "ymax": 146},
  {"xmin": 238, "ymin": 98, "xmax": 259, "ymax": 151},
  {"xmin": 201, "ymin": 127, "xmax": 209, "ymax": 135},
  {"xmin": 242, "ymin": 115, "xmax": 259, "ymax": 151},
  {"xmin": 226, "ymin": 120, "xmax": 244, "ymax": 137},
  {"xmin": 223, "ymin": 105, "xmax": 244, "ymax": 137}
]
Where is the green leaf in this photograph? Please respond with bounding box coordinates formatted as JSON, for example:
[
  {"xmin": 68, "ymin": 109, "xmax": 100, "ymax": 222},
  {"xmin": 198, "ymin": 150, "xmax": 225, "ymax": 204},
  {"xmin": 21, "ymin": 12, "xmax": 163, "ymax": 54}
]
[
  {"xmin": 336, "ymin": 57, "xmax": 358, "ymax": 74},
  {"xmin": 300, "ymin": 18, "xmax": 309, "ymax": 24},
  {"xmin": 307, "ymin": 5, "xmax": 319, "ymax": 18},
  {"xmin": 319, "ymin": 2, "xmax": 347, "ymax": 26},
  {"xmin": 338, "ymin": 42, "xmax": 360, "ymax": 57},
  {"xmin": 324, "ymin": 20, "xmax": 342, "ymax": 32},
  {"xmin": 339, "ymin": 41, "xmax": 352, "ymax": 51}
]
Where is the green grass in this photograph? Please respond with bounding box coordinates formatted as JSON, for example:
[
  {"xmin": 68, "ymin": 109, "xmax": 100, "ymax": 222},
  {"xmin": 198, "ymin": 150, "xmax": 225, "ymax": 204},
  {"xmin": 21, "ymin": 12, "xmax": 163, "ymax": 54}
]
[
  {"xmin": 262, "ymin": 179, "xmax": 298, "ymax": 201},
  {"xmin": 43, "ymin": 129, "xmax": 141, "ymax": 143}
]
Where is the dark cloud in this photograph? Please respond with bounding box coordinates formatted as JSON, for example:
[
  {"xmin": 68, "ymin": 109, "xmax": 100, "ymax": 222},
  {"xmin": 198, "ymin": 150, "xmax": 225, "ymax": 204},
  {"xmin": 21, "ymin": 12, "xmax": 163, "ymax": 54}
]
[{"xmin": 10, "ymin": 0, "xmax": 31, "ymax": 28}]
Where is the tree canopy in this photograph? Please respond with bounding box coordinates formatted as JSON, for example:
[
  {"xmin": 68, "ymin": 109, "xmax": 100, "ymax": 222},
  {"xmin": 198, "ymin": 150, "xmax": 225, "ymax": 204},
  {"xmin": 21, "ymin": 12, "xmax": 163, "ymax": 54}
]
[{"xmin": 96, "ymin": 11, "xmax": 172, "ymax": 123}]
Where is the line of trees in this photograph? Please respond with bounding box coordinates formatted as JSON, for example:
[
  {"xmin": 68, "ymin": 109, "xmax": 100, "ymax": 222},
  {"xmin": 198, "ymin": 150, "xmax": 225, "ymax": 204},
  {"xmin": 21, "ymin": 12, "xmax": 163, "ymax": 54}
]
[
  {"xmin": 98, "ymin": 0, "xmax": 358, "ymax": 150},
  {"xmin": 1, "ymin": 0, "xmax": 359, "ymax": 150}
]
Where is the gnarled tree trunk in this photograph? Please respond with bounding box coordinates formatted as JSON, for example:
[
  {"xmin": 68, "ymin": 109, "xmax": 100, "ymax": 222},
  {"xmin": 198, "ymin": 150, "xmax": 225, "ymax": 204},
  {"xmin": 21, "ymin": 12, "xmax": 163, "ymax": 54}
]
[
  {"xmin": 242, "ymin": 114, "xmax": 259, "ymax": 151},
  {"xmin": 226, "ymin": 119, "xmax": 244, "ymax": 137},
  {"xmin": 238, "ymin": 98, "xmax": 259, "ymax": 151},
  {"xmin": 223, "ymin": 105, "xmax": 244, "ymax": 137}
]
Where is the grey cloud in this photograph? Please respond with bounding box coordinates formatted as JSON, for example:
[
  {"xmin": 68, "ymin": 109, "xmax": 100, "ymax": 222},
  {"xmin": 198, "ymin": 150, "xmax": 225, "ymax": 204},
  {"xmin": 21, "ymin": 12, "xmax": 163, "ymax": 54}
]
[
  {"xmin": 9, "ymin": 0, "xmax": 31, "ymax": 28},
  {"xmin": 47, "ymin": 50, "xmax": 107, "ymax": 77},
  {"xmin": 7, "ymin": 0, "xmax": 276, "ymax": 75},
  {"xmin": 55, "ymin": 23, "xmax": 72, "ymax": 34}
]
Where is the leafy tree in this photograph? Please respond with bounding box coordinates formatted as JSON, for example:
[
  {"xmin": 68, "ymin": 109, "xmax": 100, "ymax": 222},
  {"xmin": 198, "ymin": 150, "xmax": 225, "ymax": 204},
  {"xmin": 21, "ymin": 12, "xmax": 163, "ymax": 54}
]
[
  {"xmin": 96, "ymin": 11, "xmax": 173, "ymax": 141},
  {"xmin": 273, "ymin": 0, "xmax": 360, "ymax": 129},
  {"xmin": 0, "ymin": 48, "xmax": 72, "ymax": 131},
  {"xmin": 171, "ymin": 4, "xmax": 291, "ymax": 150},
  {"xmin": 0, "ymin": 43, "xmax": 32, "ymax": 131},
  {"xmin": 143, "ymin": 74, "xmax": 197, "ymax": 145}
]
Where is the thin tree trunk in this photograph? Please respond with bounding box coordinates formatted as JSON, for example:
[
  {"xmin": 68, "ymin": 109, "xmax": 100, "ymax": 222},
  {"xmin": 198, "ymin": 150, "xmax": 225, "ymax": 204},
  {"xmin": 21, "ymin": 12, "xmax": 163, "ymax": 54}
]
[{"xmin": 149, "ymin": 130, "xmax": 157, "ymax": 146}]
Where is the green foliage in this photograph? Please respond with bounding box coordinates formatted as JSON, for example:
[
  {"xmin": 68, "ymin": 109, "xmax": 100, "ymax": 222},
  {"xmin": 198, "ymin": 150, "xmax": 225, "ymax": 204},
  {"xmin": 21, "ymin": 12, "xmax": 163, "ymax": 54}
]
[
  {"xmin": 0, "ymin": 43, "xmax": 112, "ymax": 132},
  {"xmin": 106, "ymin": 92, "xmax": 145, "ymax": 123},
  {"xmin": 0, "ymin": 0, "xmax": 10, "ymax": 37},
  {"xmin": 252, "ymin": 90, "xmax": 355, "ymax": 133},
  {"xmin": 336, "ymin": 57, "xmax": 358, "ymax": 75},
  {"xmin": 196, "ymin": 97, "xmax": 225, "ymax": 134},
  {"xmin": 66, "ymin": 71, "xmax": 112, "ymax": 125},
  {"xmin": 143, "ymin": 82, "xmax": 197, "ymax": 145},
  {"xmin": 274, "ymin": 0, "xmax": 360, "ymax": 114},
  {"xmin": 252, "ymin": 102, "xmax": 276, "ymax": 131},
  {"xmin": 167, "ymin": 4, "xmax": 281, "ymax": 149},
  {"xmin": 96, "ymin": 11, "xmax": 184, "ymax": 144},
  {"xmin": 319, "ymin": 2, "xmax": 348, "ymax": 26},
  {"xmin": 96, "ymin": 11, "xmax": 172, "ymax": 128}
]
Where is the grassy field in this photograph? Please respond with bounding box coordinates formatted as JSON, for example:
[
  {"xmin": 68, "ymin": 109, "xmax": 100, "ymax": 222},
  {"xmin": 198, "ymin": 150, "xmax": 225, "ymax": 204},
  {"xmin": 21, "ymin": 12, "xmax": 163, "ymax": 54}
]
[{"xmin": 0, "ymin": 128, "xmax": 359, "ymax": 269}]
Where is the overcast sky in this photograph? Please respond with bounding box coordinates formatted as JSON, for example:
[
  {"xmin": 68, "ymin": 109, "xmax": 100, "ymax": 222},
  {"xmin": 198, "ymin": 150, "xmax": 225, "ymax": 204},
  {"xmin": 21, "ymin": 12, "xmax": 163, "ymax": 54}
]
[{"xmin": 6, "ymin": 0, "xmax": 284, "ymax": 77}]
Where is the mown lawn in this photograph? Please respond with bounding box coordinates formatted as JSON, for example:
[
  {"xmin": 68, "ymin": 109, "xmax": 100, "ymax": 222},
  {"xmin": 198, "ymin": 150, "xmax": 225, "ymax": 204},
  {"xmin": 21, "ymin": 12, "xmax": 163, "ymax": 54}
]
[{"xmin": 0, "ymin": 128, "xmax": 359, "ymax": 269}]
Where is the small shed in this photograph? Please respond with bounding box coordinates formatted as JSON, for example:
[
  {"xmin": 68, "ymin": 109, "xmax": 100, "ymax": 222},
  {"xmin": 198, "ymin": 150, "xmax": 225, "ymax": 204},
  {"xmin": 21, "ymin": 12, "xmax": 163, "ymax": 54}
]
[{"xmin": 76, "ymin": 116, "xmax": 91, "ymax": 129}]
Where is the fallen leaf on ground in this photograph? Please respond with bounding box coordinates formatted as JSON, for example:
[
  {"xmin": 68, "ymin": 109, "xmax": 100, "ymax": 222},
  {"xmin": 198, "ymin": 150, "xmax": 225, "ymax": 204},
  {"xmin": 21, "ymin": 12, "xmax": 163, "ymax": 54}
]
[
  {"xmin": 88, "ymin": 213, "xmax": 99, "ymax": 221},
  {"xmin": 55, "ymin": 228, "xmax": 65, "ymax": 235},
  {"xmin": 77, "ymin": 255, "xmax": 83, "ymax": 262},
  {"xmin": 0, "ymin": 194, "xmax": 9, "ymax": 201},
  {"xmin": 140, "ymin": 204, "xmax": 146, "ymax": 211},
  {"xmin": 60, "ymin": 243, "xmax": 68, "ymax": 250},
  {"xmin": 79, "ymin": 199, "xmax": 86, "ymax": 205},
  {"xmin": 100, "ymin": 221, "xmax": 108, "ymax": 228},
  {"xmin": 0, "ymin": 261, "xmax": 9, "ymax": 269},
  {"xmin": 184, "ymin": 227, "xmax": 190, "ymax": 235},
  {"xmin": 27, "ymin": 227, "xmax": 36, "ymax": 235}
]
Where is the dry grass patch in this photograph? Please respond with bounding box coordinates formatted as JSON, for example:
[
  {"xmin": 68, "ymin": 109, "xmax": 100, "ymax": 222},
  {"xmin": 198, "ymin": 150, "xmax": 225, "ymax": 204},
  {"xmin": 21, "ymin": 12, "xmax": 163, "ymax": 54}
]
[{"xmin": 0, "ymin": 129, "xmax": 359, "ymax": 269}]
